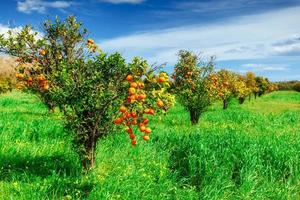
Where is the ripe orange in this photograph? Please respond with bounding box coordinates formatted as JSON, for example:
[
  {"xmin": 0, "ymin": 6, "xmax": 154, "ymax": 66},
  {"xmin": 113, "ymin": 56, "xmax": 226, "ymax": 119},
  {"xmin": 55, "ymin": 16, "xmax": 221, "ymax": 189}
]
[
  {"xmin": 28, "ymin": 77, "xmax": 33, "ymax": 82},
  {"xmin": 137, "ymin": 94, "xmax": 146, "ymax": 100},
  {"xmin": 126, "ymin": 75, "xmax": 133, "ymax": 82},
  {"xmin": 158, "ymin": 77, "xmax": 166, "ymax": 83},
  {"xmin": 87, "ymin": 39, "xmax": 94, "ymax": 45},
  {"xmin": 144, "ymin": 108, "xmax": 150, "ymax": 114},
  {"xmin": 126, "ymin": 128, "xmax": 133, "ymax": 134},
  {"xmin": 114, "ymin": 118, "xmax": 123, "ymax": 124},
  {"xmin": 144, "ymin": 127, "xmax": 151, "ymax": 134},
  {"xmin": 131, "ymin": 113, "xmax": 138, "ymax": 118},
  {"xmin": 138, "ymin": 82, "xmax": 145, "ymax": 88},
  {"xmin": 149, "ymin": 109, "xmax": 155, "ymax": 115},
  {"xmin": 119, "ymin": 105, "xmax": 127, "ymax": 113},
  {"xmin": 128, "ymin": 87, "xmax": 136, "ymax": 95},
  {"xmin": 130, "ymin": 82, "xmax": 138, "ymax": 88},
  {"xmin": 141, "ymin": 118, "xmax": 149, "ymax": 124},
  {"xmin": 131, "ymin": 140, "xmax": 137, "ymax": 146},
  {"xmin": 39, "ymin": 49, "xmax": 46, "ymax": 56},
  {"xmin": 129, "ymin": 134, "xmax": 135, "ymax": 140},
  {"xmin": 125, "ymin": 112, "xmax": 132, "ymax": 118},
  {"xmin": 132, "ymin": 119, "xmax": 138, "ymax": 125},
  {"xmin": 157, "ymin": 100, "xmax": 164, "ymax": 108},
  {"xmin": 43, "ymin": 84, "xmax": 49, "ymax": 90},
  {"xmin": 143, "ymin": 135, "xmax": 150, "ymax": 141},
  {"xmin": 139, "ymin": 125, "xmax": 146, "ymax": 132}
]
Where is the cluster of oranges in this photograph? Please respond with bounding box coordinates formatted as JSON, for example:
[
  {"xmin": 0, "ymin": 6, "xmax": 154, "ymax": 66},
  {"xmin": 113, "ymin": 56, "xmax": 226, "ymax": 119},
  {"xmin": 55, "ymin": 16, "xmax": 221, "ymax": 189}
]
[
  {"xmin": 87, "ymin": 39, "xmax": 97, "ymax": 53},
  {"xmin": 15, "ymin": 72, "xmax": 49, "ymax": 91},
  {"xmin": 114, "ymin": 72, "xmax": 169, "ymax": 146}
]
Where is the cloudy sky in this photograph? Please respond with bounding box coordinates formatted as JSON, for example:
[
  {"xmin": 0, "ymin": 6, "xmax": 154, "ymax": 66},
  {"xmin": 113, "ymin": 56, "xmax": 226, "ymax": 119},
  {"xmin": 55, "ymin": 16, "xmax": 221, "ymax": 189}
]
[{"xmin": 0, "ymin": 0, "xmax": 300, "ymax": 81}]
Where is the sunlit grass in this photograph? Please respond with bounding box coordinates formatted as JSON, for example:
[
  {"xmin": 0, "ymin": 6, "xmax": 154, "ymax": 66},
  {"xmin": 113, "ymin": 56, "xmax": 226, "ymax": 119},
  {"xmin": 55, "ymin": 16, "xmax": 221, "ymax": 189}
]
[{"xmin": 0, "ymin": 90, "xmax": 300, "ymax": 199}]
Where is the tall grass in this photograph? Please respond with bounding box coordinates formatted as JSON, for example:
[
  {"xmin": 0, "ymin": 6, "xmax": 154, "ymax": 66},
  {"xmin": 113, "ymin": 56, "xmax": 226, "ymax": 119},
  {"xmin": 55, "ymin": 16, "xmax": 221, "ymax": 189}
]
[{"xmin": 0, "ymin": 91, "xmax": 300, "ymax": 199}]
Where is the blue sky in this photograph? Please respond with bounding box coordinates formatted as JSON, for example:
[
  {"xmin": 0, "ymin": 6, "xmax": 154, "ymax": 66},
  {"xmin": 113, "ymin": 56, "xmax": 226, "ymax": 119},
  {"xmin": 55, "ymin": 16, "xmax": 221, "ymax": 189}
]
[{"xmin": 0, "ymin": 0, "xmax": 300, "ymax": 81}]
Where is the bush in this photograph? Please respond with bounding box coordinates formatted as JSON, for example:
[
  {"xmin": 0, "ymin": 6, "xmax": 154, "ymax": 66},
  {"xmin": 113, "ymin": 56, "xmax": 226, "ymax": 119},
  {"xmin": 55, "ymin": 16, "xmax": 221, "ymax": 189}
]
[{"xmin": 293, "ymin": 82, "xmax": 300, "ymax": 92}]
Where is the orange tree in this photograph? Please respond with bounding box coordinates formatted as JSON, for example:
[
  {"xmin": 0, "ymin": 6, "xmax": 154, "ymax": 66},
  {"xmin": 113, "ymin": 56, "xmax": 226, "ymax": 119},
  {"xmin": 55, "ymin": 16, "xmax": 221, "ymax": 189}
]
[
  {"xmin": 255, "ymin": 76, "xmax": 269, "ymax": 97},
  {"xmin": 0, "ymin": 16, "xmax": 87, "ymax": 111},
  {"xmin": 245, "ymin": 72, "xmax": 258, "ymax": 100},
  {"xmin": 0, "ymin": 16, "xmax": 174, "ymax": 169},
  {"xmin": 234, "ymin": 75, "xmax": 251, "ymax": 104},
  {"xmin": 114, "ymin": 58, "xmax": 174, "ymax": 145},
  {"xmin": 207, "ymin": 69, "xmax": 237, "ymax": 109},
  {"xmin": 171, "ymin": 50, "xmax": 215, "ymax": 125}
]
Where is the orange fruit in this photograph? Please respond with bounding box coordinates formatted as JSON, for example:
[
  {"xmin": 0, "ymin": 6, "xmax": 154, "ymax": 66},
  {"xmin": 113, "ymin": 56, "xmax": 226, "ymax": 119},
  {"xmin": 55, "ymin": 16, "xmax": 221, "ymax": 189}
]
[
  {"xmin": 138, "ymin": 82, "xmax": 145, "ymax": 88},
  {"xmin": 128, "ymin": 87, "xmax": 136, "ymax": 95},
  {"xmin": 126, "ymin": 128, "xmax": 133, "ymax": 134},
  {"xmin": 144, "ymin": 108, "xmax": 150, "ymax": 114},
  {"xmin": 157, "ymin": 100, "xmax": 164, "ymax": 108},
  {"xmin": 125, "ymin": 112, "xmax": 132, "ymax": 118},
  {"xmin": 43, "ymin": 84, "xmax": 49, "ymax": 90},
  {"xmin": 158, "ymin": 77, "xmax": 166, "ymax": 83},
  {"xmin": 144, "ymin": 127, "xmax": 151, "ymax": 134},
  {"xmin": 149, "ymin": 109, "xmax": 155, "ymax": 115},
  {"xmin": 132, "ymin": 119, "xmax": 138, "ymax": 125},
  {"xmin": 143, "ymin": 135, "xmax": 150, "ymax": 141},
  {"xmin": 28, "ymin": 77, "xmax": 33, "ymax": 82},
  {"xmin": 114, "ymin": 118, "xmax": 123, "ymax": 124},
  {"xmin": 87, "ymin": 39, "xmax": 94, "ymax": 45},
  {"xmin": 39, "ymin": 49, "xmax": 46, "ymax": 56},
  {"xmin": 131, "ymin": 140, "xmax": 137, "ymax": 146},
  {"xmin": 131, "ymin": 113, "xmax": 138, "ymax": 118},
  {"xmin": 126, "ymin": 75, "xmax": 133, "ymax": 82},
  {"xmin": 141, "ymin": 118, "xmax": 149, "ymax": 124},
  {"xmin": 119, "ymin": 105, "xmax": 127, "ymax": 113},
  {"xmin": 139, "ymin": 125, "xmax": 146, "ymax": 132},
  {"xmin": 130, "ymin": 82, "xmax": 138, "ymax": 88},
  {"xmin": 129, "ymin": 134, "xmax": 135, "ymax": 140}
]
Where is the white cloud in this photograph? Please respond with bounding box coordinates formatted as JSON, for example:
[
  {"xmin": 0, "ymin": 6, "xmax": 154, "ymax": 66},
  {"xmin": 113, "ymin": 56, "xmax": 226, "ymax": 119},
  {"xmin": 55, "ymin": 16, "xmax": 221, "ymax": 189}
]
[
  {"xmin": 239, "ymin": 63, "xmax": 289, "ymax": 73},
  {"xmin": 0, "ymin": 24, "xmax": 23, "ymax": 37},
  {"xmin": 100, "ymin": 6, "xmax": 300, "ymax": 64},
  {"xmin": 17, "ymin": 0, "xmax": 73, "ymax": 14},
  {"xmin": 101, "ymin": 0, "xmax": 145, "ymax": 4}
]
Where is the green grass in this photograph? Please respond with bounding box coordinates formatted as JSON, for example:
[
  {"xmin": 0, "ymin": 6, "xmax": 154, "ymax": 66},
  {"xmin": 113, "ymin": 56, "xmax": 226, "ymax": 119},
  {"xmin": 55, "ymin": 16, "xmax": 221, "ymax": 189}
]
[{"xmin": 0, "ymin": 91, "xmax": 300, "ymax": 199}]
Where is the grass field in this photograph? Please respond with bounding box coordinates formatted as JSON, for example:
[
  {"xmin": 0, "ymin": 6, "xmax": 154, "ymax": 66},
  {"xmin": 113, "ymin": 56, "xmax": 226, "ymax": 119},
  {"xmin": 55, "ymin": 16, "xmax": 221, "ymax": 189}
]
[{"xmin": 0, "ymin": 91, "xmax": 300, "ymax": 199}]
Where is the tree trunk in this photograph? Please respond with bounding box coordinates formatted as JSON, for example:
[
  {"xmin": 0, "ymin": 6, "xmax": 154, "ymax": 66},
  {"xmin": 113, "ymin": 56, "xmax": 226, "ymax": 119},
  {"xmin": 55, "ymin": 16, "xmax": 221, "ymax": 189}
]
[
  {"xmin": 189, "ymin": 110, "xmax": 200, "ymax": 125},
  {"xmin": 82, "ymin": 142, "xmax": 96, "ymax": 170},
  {"xmin": 248, "ymin": 94, "xmax": 251, "ymax": 102},
  {"xmin": 254, "ymin": 93, "xmax": 257, "ymax": 99},
  {"xmin": 223, "ymin": 99, "xmax": 229, "ymax": 109}
]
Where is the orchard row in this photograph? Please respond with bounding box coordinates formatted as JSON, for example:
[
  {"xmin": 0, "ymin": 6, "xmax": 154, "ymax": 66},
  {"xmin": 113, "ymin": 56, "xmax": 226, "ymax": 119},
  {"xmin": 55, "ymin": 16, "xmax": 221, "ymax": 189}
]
[{"xmin": 0, "ymin": 16, "xmax": 277, "ymax": 169}]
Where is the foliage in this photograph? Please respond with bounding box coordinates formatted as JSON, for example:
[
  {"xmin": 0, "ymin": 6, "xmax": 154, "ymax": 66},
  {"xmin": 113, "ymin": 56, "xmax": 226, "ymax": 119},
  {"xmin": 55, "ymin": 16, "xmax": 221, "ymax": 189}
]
[
  {"xmin": 0, "ymin": 16, "xmax": 87, "ymax": 110},
  {"xmin": 171, "ymin": 50, "xmax": 215, "ymax": 124}
]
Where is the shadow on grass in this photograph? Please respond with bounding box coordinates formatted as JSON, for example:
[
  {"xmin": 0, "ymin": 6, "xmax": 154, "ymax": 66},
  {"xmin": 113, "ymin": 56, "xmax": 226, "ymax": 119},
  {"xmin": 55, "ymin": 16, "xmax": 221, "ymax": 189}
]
[
  {"xmin": 0, "ymin": 153, "xmax": 80, "ymax": 180},
  {"xmin": 0, "ymin": 153, "xmax": 95, "ymax": 198}
]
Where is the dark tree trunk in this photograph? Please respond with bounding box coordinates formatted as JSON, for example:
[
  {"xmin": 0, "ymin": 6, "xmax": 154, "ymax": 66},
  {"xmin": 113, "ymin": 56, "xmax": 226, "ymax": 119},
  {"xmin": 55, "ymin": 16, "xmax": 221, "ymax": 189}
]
[
  {"xmin": 248, "ymin": 94, "xmax": 251, "ymax": 102},
  {"xmin": 189, "ymin": 110, "xmax": 200, "ymax": 125},
  {"xmin": 82, "ymin": 137, "xmax": 97, "ymax": 170},
  {"xmin": 223, "ymin": 99, "xmax": 229, "ymax": 109},
  {"xmin": 239, "ymin": 97, "xmax": 245, "ymax": 104},
  {"xmin": 254, "ymin": 93, "xmax": 257, "ymax": 99}
]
